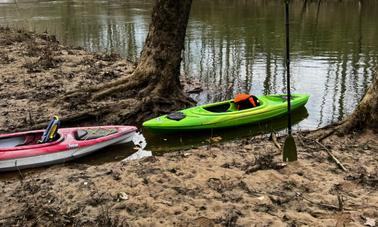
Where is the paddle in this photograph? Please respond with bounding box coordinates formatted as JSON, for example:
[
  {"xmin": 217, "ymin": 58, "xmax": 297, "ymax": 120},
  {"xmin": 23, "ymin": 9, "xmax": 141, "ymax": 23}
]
[{"xmin": 283, "ymin": 0, "xmax": 297, "ymax": 162}]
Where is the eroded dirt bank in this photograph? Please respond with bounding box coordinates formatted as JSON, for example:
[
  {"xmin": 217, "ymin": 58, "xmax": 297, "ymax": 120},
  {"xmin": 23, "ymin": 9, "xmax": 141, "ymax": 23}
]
[
  {"xmin": 0, "ymin": 27, "xmax": 134, "ymax": 131},
  {"xmin": 0, "ymin": 28, "xmax": 377, "ymax": 226},
  {"xmin": 0, "ymin": 27, "xmax": 199, "ymax": 131}
]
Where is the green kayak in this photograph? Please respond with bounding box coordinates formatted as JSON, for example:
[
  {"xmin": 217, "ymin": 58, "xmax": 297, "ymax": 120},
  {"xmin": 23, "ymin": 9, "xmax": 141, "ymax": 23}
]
[{"xmin": 143, "ymin": 94, "xmax": 310, "ymax": 131}]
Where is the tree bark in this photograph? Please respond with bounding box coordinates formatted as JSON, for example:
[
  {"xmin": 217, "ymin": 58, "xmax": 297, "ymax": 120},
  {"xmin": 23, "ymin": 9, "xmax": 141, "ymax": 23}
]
[{"xmin": 59, "ymin": 0, "xmax": 195, "ymax": 124}]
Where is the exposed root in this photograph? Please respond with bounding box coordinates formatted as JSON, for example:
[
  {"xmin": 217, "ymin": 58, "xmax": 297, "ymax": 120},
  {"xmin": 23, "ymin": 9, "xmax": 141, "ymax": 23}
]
[
  {"xmin": 317, "ymin": 128, "xmax": 337, "ymax": 142},
  {"xmin": 312, "ymin": 119, "xmax": 373, "ymax": 143},
  {"xmin": 92, "ymin": 82, "xmax": 133, "ymax": 101},
  {"xmin": 54, "ymin": 68, "xmax": 195, "ymax": 125},
  {"xmin": 56, "ymin": 75, "xmax": 133, "ymax": 105},
  {"xmin": 305, "ymin": 122, "xmax": 343, "ymax": 142},
  {"xmin": 54, "ymin": 82, "xmax": 195, "ymax": 126}
]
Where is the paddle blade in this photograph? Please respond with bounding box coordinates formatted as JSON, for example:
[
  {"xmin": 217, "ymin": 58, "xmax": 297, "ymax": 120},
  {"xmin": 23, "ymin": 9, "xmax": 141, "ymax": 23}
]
[{"xmin": 283, "ymin": 135, "xmax": 297, "ymax": 162}]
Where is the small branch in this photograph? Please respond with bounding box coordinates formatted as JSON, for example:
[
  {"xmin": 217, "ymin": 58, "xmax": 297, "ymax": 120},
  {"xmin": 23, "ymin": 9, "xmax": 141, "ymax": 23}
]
[
  {"xmin": 302, "ymin": 195, "xmax": 343, "ymax": 211},
  {"xmin": 314, "ymin": 140, "xmax": 348, "ymax": 172},
  {"xmin": 270, "ymin": 132, "xmax": 281, "ymax": 149}
]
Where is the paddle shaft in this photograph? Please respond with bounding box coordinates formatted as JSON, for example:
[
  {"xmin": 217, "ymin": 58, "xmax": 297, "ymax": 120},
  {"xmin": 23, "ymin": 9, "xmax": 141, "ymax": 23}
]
[{"xmin": 285, "ymin": 0, "xmax": 292, "ymax": 135}]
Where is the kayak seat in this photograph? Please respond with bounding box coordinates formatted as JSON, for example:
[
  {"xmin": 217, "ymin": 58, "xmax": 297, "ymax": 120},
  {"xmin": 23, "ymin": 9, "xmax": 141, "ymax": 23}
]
[
  {"xmin": 9, "ymin": 132, "xmax": 56, "ymax": 147},
  {"xmin": 23, "ymin": 133, "xmax": 45, "ymax": 145},
  {"xmin": 226, "ymin": 102, "xmax": 238, "ymax": 112},
  {"xmin": 75, "ymin": 128, "xmax": 118, "ymax": 140}
]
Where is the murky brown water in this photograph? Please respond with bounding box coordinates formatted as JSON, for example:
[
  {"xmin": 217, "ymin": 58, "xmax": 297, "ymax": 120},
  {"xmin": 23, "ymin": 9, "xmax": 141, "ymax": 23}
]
[{"xmin": 1, "ymin": 0, "xmax": 377, "ymax": 155}]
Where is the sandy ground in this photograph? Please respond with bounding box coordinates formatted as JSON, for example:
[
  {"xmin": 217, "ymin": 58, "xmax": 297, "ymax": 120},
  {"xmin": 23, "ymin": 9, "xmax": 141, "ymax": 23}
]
[
  {"xmin": 0, "ymin": 132, "xmax": 377, "ymax": 226},
  {"xmin": 0, "ymin": 27, "xmax": 377, "ymax": 226}
]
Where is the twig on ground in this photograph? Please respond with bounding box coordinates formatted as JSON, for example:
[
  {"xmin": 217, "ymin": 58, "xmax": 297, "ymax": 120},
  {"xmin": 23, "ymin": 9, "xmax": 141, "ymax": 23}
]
[
  {"xmin": 302, "ymin": 195, "xmax": 345, "ymax": 211},
  {"xmin": 314, "ymin": 140, "xmax": 348, "ymax": 172},
  {"xmin": 270, "ymin": 132, "xmax": 281, "ymax": 149},
  {"xmin": 337, "ymin": 193, "xmax": 344, "ymax": 211}
]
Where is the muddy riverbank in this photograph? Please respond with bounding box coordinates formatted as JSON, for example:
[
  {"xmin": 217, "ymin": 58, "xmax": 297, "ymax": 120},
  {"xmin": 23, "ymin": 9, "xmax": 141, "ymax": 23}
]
[
  {"xmin": 1, "ymin": 132, "xmax": 377, "ymax": 226},
  {"xmin": 0, "ymin": 27, "xmax": 200, "ymax": 131},
  {"xmin": 0, "ymin": 27, "xmax": 377, "ymax": 226}
]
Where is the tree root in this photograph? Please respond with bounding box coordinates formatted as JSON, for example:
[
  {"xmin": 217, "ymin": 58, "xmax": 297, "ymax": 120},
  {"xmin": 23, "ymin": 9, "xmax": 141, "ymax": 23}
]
[
  {"xmin": 52, "ymin": 65, "xmax": 196, "ymax": 126},
  {"xmin": 315, "ymin": 120, "xmax": 372, "ymax": 143},
  {"xmin": 55, "ymin": 88, "xmax": 194, "ymax": 126},
  {"xmin": 304, "ymin": 121, "xmax": 340, "ymax": 141},
  {"xmin": 306, "ymin": 119, "xmax": 362, "ymax": 142},
  {"xmin": 91, "ymin": 78, "xmax": 143, "ymax": 101},
  {"xmin": 56, "ymin": 75, "xmax": 134, "ymax": 105}
]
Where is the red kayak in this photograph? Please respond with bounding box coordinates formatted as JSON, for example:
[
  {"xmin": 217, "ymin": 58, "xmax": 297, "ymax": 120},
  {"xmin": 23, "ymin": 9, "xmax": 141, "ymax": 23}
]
[{"xmin": 0, "ymin": 125, "xmax": 137, "ymax": 172}]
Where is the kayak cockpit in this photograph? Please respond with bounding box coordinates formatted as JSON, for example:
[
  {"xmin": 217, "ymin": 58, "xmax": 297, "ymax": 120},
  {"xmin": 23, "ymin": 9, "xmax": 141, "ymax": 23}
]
[
  {"xmin": 203, "ymin": 101, "xmax": 236, "ymax": 113},
  {"xmin": 202, "ymin": 99, "xmax": 265, "ymax": 113},
  {"xmin": 0, "ymin": 131, "xmax": 62, "ymax": 149}
]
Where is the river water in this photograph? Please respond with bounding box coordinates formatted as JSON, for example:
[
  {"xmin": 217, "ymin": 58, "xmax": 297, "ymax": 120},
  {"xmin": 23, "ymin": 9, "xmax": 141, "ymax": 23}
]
[{"xmin": 1, "ymin": 0, "xmax": 377, "ymax": 155}]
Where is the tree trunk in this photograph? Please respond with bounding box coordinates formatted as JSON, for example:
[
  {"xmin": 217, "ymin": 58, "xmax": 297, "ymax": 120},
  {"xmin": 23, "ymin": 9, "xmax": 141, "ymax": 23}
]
[
  {"xmin": 59, "ymin": 0, "xmax": 195, "ymax": 124},
  {"xmin": 93, "ymin": 0, "xmax": 193, "ymax": 100},
  {"xmin": 337, "ymin": 75, "xmax": 378, "ymax": 133}
]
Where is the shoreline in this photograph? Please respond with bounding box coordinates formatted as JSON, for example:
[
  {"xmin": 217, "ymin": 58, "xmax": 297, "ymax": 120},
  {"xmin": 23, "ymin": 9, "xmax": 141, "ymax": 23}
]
[{"xmin": 0, "ymin": 27, "xmax": 377, "ymax": 226}]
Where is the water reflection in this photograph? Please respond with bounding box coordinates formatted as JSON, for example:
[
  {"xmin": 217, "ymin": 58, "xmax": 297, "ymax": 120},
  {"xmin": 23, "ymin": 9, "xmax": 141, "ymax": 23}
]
[{"xmin": 0, "ymin": 0, "xmax": 377, "ymax": 130}]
